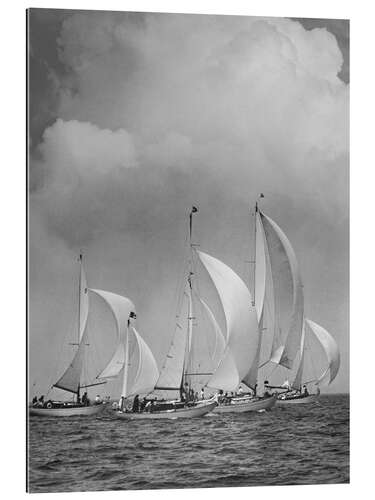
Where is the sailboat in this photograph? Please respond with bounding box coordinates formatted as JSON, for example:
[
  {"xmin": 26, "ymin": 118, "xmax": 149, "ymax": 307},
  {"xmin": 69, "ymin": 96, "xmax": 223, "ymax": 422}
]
[
  {"xmin": 277, "ymin": 319, "xmax": 340, "ymax": 405},
  {"xmin": 250, "ymin": 198, "xmax": 340, "ymax": 404},
  {"xmin": 30, "ymin": 254, "xmax": 107, "ymax": 417},
  {"xmin": 30, "ymin": 255, "xmax": 159, "ymax": 417}
]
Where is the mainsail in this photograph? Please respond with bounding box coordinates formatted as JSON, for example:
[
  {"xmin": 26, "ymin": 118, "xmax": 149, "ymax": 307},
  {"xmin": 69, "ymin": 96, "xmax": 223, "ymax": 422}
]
[
  {"xmin": 197, "ymin": 250, "xmax": 259, "ymax": 391},
  {"xmin": 305, "ymin": 319, "xmax": 340, "ymax": 386},
  {"xmin": 155, "ymin": 311, "xmax": 189, "ymax": 391},
  {"xmin": 259, "ymin": 211, "xmax": 304, "ymax": 369},
  {"xmin": 54, "ymin": 260, "xmax": 90, "ymax": 394},
  {"xmin": 243, "ymin": 210, "xmax": 267, "ymax": 389}
]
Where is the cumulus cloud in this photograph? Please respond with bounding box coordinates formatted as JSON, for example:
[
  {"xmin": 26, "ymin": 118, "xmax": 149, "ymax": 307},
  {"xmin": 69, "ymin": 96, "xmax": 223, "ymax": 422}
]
[{"xmin": 31, "ymin": 13, "xmax": 348, "ymax": 245}]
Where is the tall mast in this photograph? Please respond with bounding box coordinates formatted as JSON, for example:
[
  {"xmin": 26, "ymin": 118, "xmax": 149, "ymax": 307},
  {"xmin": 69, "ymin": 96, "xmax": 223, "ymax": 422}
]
[
  {"xmin": 122, "ymin": 318, "xmax": 130, "ymax": 405},
  {"xmin": 184, "ymin": 206, "xmax": 198, "ymax": 390},
  {"xmin": 78, "ymin": 253, "xmax": 83, "ymax": 344},
  {"xmin": 77, "ymin": 252, "xmax": 83, "ymax": 399},
  {"xmin": 252, "ymin": 202, "xmax": 258, "ymax": 307},
  {"xmin": 252, "ymin": 194, "xmax": 264, "ymax": 307}
]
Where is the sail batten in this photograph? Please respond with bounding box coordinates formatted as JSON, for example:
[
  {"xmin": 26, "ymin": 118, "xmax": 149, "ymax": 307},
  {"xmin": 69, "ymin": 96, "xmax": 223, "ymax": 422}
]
[{"xmin": 197, "ymin": 250, "xmax": 259, "ymax": 391}]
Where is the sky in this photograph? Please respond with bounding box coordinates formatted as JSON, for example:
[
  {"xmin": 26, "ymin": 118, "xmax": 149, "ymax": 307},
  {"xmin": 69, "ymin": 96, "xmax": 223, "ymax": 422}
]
[{"xmin": 28, "ymin": 9, "xmax": 349, "ymax": 397}]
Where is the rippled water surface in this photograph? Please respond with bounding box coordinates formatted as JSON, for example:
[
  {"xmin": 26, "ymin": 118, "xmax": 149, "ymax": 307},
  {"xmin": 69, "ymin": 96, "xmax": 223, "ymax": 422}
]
[{"xmin": 28, "ymin": 394, "xmax": 349, "ymax": 493}]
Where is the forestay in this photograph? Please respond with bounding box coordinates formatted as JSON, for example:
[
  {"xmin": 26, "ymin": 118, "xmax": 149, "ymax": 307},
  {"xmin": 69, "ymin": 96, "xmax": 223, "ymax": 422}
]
[
  {"xmin": 197, "ymin": 250, "xmax": 259, "ymax": 391},
  {"xmin": 259, "ymin": 211, "xmax": 304, "ymax": 369}
]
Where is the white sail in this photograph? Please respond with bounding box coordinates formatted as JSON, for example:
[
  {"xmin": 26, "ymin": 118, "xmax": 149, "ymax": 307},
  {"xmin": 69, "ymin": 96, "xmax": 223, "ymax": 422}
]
[
  {"xmin": 54, "ymin": 328, "xmax": 89, "ymax": 394},
  {"xmin": 128, "ymin": 327, "xmax": 159, "ymax": 396},
  {"xmin": 54, "ymin": 260, "xmax": 90, "ymax": 394},
  {"xmin": 198, "ymin": 297, "xmax": 226, "ymax": 370},
  {"xmin": 90, "ymin": 289, "xmax": 136, "ymax": 380},
  {"xmin": 97, "ymin": 343, "xmax": 125, "ymax": 379},
  {"xmin": 242, "ymin": 211, "xmax": 268, "ymax": 389},
  {"xmin": 305, "ymin": 319, "xmax": 340, "ymax": 385},
  {"xmin": 207, "ymin": 348, "xmax": 240, "ymax": 391},
  {"xmin": 255, "ymin": 212, "xmax": 267, "ymax": 321},
  {"xmin": 259, "ymin": 212, "xmax": 304, "ymax": 369},
  {"xmin": 243, "ymin": 313, "xmax": 263, "ymax": 390},
  {"xmin": 197, "ymin": 250, "xmax": 259, "ymax": 391},
  {"xmin": 155, "ymin": 317, "xmax": 189, "ymax": 391},
  {"xmin": 291, "ymin": 321, "xmax": 306, "ymax": 390}
]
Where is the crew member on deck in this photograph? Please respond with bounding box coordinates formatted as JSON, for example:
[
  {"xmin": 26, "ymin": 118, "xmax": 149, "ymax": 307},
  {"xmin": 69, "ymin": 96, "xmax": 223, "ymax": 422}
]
[
  {"xmin": 263, "ymin": 381, "xmax": 271, "ymax": 397},
  {"xmin": 132, "ymin": 394, "xmax": 140, "ymax": 412},
  {"xmin": 82, "ymin": 392, "xmax": 89, "ymax": 406}
]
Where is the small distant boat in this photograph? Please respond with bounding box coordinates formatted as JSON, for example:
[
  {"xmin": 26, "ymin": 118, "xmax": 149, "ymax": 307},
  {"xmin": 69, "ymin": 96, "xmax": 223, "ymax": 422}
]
[
  {"xmin": 248, "ymin": 198, "xmax": 340, "ymax": 404},
  {"xmin": 29, "ymin": 255, "xmax": 108, "ymax": 417},
  {"xmin": 213, "ymin": 393, "xmax": 277, "ymax": 414},
  {"xmin": 276, "ymin": 319, "xmax": 340, "ymax": 405},
  {"xmin": 277, "ymin": 388, "xmax": 321, "ymax": 405}
]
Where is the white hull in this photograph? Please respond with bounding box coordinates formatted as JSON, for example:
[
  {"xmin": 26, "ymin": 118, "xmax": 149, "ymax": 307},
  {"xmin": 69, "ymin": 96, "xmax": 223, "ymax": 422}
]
[
  {"xmin": 29, "ymin": 404, "xmax": 105, "ymax": 417},
  {"xmin": 213, "ymin": 394, "xmax": 277, "ymax": 414},
  {"xmin": 116, "ymin": 400, "xmax": 217, "ymax": 420},
  {"xmin": 277, "ymin": 391, "xmax": 320, "ymax": 405}
]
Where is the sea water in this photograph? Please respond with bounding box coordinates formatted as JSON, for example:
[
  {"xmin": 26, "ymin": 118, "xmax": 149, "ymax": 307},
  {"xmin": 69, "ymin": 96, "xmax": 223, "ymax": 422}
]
[{"xmin": 28, "ymin": 394, "xmax": 349, "ymax": 492}]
